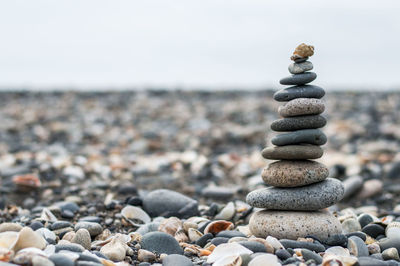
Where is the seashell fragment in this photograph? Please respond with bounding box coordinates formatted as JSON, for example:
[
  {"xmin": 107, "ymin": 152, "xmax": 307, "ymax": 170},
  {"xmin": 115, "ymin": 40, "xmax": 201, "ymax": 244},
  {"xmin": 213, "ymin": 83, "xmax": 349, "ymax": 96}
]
[
  {"xmin": 204, "ymin": 220, "xmax": 233, "ymax": 235},
  {"xmin": 207, "ymin": 242, "xmax": 253, "ymax": 263},
  {"xmin": 13, "ymin": 227, "xmax": 46, "ymax": 252},
  {"xmin": 188, "ymin": 228, "xmax": 203, "ymax": 242},
  {"xmin": 121, "ymin": 206, "xmax": 151, "ymax": 227},
  {"xmin": 213, "ymin": 254, "xmax": 242, "ymax": 266},
  {"xmin": 158, "ymin": 217, "xmax": 182, "ymax": 236},
  {"xmin": 291, "ymin": 43, "xmax": 314, "ymax": 61},
  {"xmin": 248, "ymin": 253, "xmax": 280, "ymax": 266}
]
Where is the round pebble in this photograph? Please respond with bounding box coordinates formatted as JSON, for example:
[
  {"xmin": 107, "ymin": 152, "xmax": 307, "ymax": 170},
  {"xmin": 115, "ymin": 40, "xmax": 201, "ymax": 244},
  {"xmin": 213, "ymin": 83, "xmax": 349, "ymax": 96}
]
[
  {"xmin": 271, "ymin": 129, "xmax": 327, "ymax": 146},
  {"xmin": 162, "ymin": 254, "xmax": 193, "ymax": 266},
  {"xmin": 271, "ymin": 115, "xmax": 326, "ymax": 131},
  {"xmin": 274, "ymin": 85, "xmax": 325, "ymax": 102},
  {"xmin": 278, "ymin": 98, "xmax": 324, "ymax": 117},
  {"xmin": 288, "ymin": 61, "xmax": 313, "ymax": 74},
  {"xmin": 141, "ymin": 232, "xmax": 183, "ymax": 255},
  {"xmin": 261, "ymin": 145, "xmax": 323, "ymax": 160}
]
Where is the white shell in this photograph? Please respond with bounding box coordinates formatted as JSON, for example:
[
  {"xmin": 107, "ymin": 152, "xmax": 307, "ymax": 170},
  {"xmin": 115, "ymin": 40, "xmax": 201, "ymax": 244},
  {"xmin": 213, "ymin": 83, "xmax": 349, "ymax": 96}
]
[
  {"xmin": 215, "ymin": 202, "xmax": 235, "ymax": 220},
  {"xmin": 213, "ymin": 254, "xmax": 242, "ymax": 266},
  {"xmin": 188, "ymin": 228, "xmax": 203, "ymax": 242},
  {"xmin": 248, "ymin": 254, "xmax": 280, "ymax": 266},
  {"xmin": 207, "ymin": 243, "xmax": 253, "ymax": 263},
  {"xmin": 121, "ymin": 206, "xmax": 151, "ymax": 226},
  {"xmin": 266, "ymin": 236, "xmax": 284, "ymax": 250}
]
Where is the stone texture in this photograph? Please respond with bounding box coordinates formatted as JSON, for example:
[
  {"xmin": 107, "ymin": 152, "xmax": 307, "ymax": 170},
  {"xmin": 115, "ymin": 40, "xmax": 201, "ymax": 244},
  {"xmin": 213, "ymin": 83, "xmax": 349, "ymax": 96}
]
[
  {"xmin": 271, "ymin": 115, "xmax": 326, "ymax": 132},
  {"xmin": 261, "ymin": 160, "xmax": 328, "ymax": 187},
  {"xmin": 261, "ymin": 145, "xmax": 323, "ymax": 160},
  {"xmin": 273, "ymin": 85, "xmax": 325, "ymax": 102},
  {"xmin": 280, "ymin": 72, "xmax": 317, "ymax": 86},
  {"xmin": 246, "ymin": 178, "xmax": 344, "ymax": 210},
  {"xmin": 271, "ymin": 129, "xmax": 327, "ymax": 146},
  {"xmin": 278, "ymin": 98, "xmax": 324, "ymax": 117},
  {"xmin": 288, "ymin": 61, "xmax": 313, "ymax": 74},
  {"xmin": 249, "ymin": 210, "xmax": 341, "ymax": 241}
]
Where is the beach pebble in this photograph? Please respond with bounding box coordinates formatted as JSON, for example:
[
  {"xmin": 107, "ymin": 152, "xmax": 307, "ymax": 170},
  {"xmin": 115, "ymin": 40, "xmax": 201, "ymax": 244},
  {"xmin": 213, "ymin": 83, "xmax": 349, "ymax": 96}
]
[
  {"xmin": 74, "ymin": 222, "xmax": 102, "ymax": 237},
  {"xmin": 382, "ymin": 247, "xmax": 400, "ymax": 261},
  {"xmin": 238, "ymin": 241, "xmax": 267, "ymax": 253},
  {"xmin": 246, "ymin": 178, "xmax": 344, "ymax": 210},
  {"xmin": 271, "ymin": 129, "xmax": 327, "ymax": 146},
  {"xmin": 324, "ymin": 234, "xmax": 348, "ymax": 247},
  {"xmin": 342, "ymin": 218, "xmax": 362, "ymax": 233},
  {"xmin": 14, "ymin": 227, "xmax": 47, "ymax": 251},
  {"xmin": 262, "ymin": 145, "xmax": 323, "ymax": 160},
  {"xmin": 348, "ymin": 236, "xmax": 369, "ymax": 257},
  {"xmin": 207, "ymin": 242, "xmax": 253, "ymax": 263},
  {"xmin": 288, "ymin": 61, "xmax": 313, "ymax": 74},
  {"xmin": 301, "ymin": 249, "xmax": 322, "ymax": 264},
  {"xmin": 141, "ymin": 232, "xmax": 183, "ymax": 255},
  {"xmin": 271, "ymin": 115, "xmax": 326, "ymax": 131},
  {"xmin": 273, "ymin": 85, "xmax": 325, "ymax": 102},
  {"xmin": 342, "ymin": 175, "xmax": 364, "ymax": 199},
  {"xmin": 162, "ymin": 254, "xmax": 193, "ymax": 266},
  {"xmin": 138, "ymin": 249, "xmax": 156, "ymax": 262},
  {"xmin": 249, "ymin": 210, "xmax": 342, "ymax": 241},
  {"xmin": 0, "ymin": 223, "xmax": 23, "ymax": 233},
  {"xmin": 100, "ymin": 237, "xmax": 128, "ymax": 261},
  {"xmin": 261, "ymin": 160, "xmax": 328, "ymax": 187},
  {"xmin": 280, "ymin": 72, "xmax": 317, "ymax": 85},
  {"xmin": 72, "ymin": 229, "xmax": 91, "ymax": 250},
  {"xmin": 214, "ymin": 202, "xmax": 235, "ymax": 220},
  {"xmin": 248, "ymin": 254, "xmax": 280, "ymax": 266},
  {"xmin": 216, "ymin": 230, "xmax": 246, "ymax": 239},
  {"xmin": 278, "ymin": 98, "xmax": 324, "ymax": 117},
  {"xmin": 363, "ymin": 224, "xmax": 385, "ymax": 238},
  {"xmin": 143, "ymin": 189, "xmax": 198, "ymax": 218},
  {"xmin": 32, "ymin": 255, "xmax": 55, "ymax": 266},
  {"xmin": 49, "ymin": 254, "xmax": 74, "ymax": 266}
]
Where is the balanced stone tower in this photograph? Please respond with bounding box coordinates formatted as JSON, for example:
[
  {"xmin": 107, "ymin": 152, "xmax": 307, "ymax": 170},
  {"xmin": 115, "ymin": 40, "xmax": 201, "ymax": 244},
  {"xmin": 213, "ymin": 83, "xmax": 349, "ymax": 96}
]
[{"xmin": 246, "ymin": 44, "xmax": 344, "ymax": 241}]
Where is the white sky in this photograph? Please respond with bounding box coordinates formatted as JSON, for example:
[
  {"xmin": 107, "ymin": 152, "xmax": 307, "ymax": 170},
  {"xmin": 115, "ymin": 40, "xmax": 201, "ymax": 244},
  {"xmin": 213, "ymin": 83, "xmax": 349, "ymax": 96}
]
[{"xmin": 1, "ymin": 0, "xmax": 400, "ymax": 90}]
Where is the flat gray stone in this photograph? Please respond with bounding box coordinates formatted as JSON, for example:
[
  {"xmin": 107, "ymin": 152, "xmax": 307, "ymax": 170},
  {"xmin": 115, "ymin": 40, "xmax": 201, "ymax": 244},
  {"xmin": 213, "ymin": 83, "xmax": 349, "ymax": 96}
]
[
  {"xmin": 261, "ymin": 160, "xmax": 328, "ymax": 187},
  {"xmin": 261, "ymin": 145, "xmax": 323, "ymax": 160},
  {"xmin": 249, "ymin": 210, "xmax": 342, "ymax": 241},
  {"xmin": 278, "ymin": 98, "xmax": 324, "ymax": 117},
  {"xmin": 274, "ymin": 85, "xmax": 325, "ymax": 102},
  {"xmin": 280, "ymin": 72, "xmax": 317, "ymax": 85},
  {"xmin": 246, "ymin": 178, "xmax": 344, "ymax": 210},
  {"xmin": 141, "ymin": 232, "xmax": 183, "ymax": 255},
  {"xmin": 288, "ymin": 61, "xmax": 313, "ymax": 74},
  {"xmin": 271, "ymin": 129, "xmax": 327, "ymax": 146},
  {"xmin": 271, "ymin": 115, "xmax": 326, "ymax": 132}
]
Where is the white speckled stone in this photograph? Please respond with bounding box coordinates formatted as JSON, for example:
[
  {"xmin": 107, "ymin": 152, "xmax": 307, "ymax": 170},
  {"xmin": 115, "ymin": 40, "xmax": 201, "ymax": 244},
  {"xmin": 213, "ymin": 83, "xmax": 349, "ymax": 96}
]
[
  {"xmin": 278, "ymin": 98, "xmax": 325, "ymax": 117},
  {"xmin": 288, "ymin": 61, "xmax": 313, "ymax": 74},
  {"xmin": 249, "ymin": 210, "xmax": 342, "ymax": 241}
]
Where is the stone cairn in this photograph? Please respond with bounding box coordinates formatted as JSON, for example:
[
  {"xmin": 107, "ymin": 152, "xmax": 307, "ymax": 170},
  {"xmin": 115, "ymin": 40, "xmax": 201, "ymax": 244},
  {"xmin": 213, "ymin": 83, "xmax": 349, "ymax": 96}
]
[{"xmin": 246, "ymin": 44, "xmax": 345, "ymax": 241}]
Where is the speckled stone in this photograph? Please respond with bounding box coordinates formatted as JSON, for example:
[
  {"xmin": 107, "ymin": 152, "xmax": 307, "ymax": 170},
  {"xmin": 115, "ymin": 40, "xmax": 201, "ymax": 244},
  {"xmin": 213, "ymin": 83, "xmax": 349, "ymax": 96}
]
[
  {"xmin": 278, "ymin": 98, "xmax": 324, "ymax": 117},
  {"xmin": 288, "ymin": 61, "xmax": 313, "ymax": 74},
  {"xmin": 274, "ymin": 85, "xmax": 325, "ymax": 102},
  {"xmin": 261, "ymin": 160, "xmax": 328, "ymax": 187},
  {"xmin": 271, "ymin": 129, "xmax": 327, "ymax": 146},
  {"xmin": 271, "ymin": 115, "xmax": 326, "ymax": 132},
  {"xmin": 261, "ymin": 145, "xmax": 323, "ymax": 160},
  {"xmin": 249, "ymin": 210, "xmax": 342, "ymax": 241},
  {"xmin": 246, "ymin": 178, "xmax": 344, "ymax": 210},
  {"xmin": 280, "ymin": 72, "xmax": 317, "ymax": 85}
]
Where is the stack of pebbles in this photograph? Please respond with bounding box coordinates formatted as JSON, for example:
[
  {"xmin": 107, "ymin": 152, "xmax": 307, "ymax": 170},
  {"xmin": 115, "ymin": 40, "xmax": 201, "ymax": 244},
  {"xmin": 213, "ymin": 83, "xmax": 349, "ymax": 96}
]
[{"xmin": 246, "ymin": 44, "xmax": 345, "ymax": 241}]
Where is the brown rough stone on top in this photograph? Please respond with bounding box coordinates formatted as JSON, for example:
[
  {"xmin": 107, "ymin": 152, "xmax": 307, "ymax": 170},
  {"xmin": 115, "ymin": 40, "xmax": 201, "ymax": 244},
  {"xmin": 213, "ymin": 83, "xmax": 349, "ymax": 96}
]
[
  {"xmin": 261, "ymin": 160, "xmax": 328, "ymax": 187},
  {"xmin": 291, "ymin": 43, "xmax": 314, "ymax": 61},
  {"xmin": 278, "ymin": 98, "xmax": 325, "ymax": 117},
  {"xmin": 261, "ymin": 145, "xmax": 323, "ymax": 160}
]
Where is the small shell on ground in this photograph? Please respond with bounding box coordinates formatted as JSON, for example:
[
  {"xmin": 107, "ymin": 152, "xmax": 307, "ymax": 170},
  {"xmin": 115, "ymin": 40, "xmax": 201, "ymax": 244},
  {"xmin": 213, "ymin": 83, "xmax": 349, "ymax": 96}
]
[
  {"xmin": 204, "ymin": 220, "xmax": 233, "ymax": 235},
  {"xmin": 121, "ymin": 206, "xmax": 151, "ymax": 226}
]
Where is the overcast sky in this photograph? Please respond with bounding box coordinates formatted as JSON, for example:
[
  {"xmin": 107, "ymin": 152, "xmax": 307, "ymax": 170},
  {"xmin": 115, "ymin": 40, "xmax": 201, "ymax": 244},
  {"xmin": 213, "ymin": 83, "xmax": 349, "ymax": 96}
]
[{"xmin": 1, "ymin": 0, "xmax": 400, "ymax": 90}]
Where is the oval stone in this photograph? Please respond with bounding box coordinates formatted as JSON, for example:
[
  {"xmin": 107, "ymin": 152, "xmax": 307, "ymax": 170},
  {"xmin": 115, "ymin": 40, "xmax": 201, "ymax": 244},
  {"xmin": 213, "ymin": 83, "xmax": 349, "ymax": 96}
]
[
  {"xmin": 280, "ymin": 72, "xmax": 317, "ymax": 85},
  {"xmin": 274, "ymin": 85, "xmax": 325, "ymax": 102},
  {"xmin": 271, "ymin": 115, "xmax": 326, "ymax": 132},
  {"xmin": 288, "ymin": 61, "xmax": 313, "ymax": 74},
  {"xmin": 249, "ymin": 210, "xmax": 342, "ymax": 241},
  {"xmin": 271, "ymin": 129, "xmax": 327, "ymax": 146},
  {"xmin": 261, "ymin": 145, "xmax": 323, "ymax": 160},
  {"xmin": 278, "ymin": 98, "xmax": 325, "ymax": 117},
  {"xmin": 246, "ymin": 178, "xmax": 344, "ymax": 210},
  {"xmin": 261, "ymin": 160, "xmax": 328, "ymax": 187}
]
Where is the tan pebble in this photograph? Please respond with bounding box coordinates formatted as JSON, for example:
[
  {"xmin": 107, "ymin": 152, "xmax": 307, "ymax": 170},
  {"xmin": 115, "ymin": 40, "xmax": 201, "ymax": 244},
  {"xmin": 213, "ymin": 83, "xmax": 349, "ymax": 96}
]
[
  {"xmin": 128, "ymin": 232, "xmax": 142, "ymax": 243},
  {"xmin": 368, "ymin": 243, "xmax": 381, "ymax": 254},
  {"xmin": 159, "ymin": 253, "xmax": 168, "ymax": 261},
  {"xmin": 62, "ymin": 231, "xmax": 76, "ymax": 242},
  {"xmin": 100, "ymin": 237, "xmax": 127, "ymax": 261},
  {"xmin": 13, "ymin": 227, "xmax": 46, "ymax": 252},
  {"xmin": 174, "ymin": 229, "xmax": 188, "ymax": 243},
  {"xmin": 0, "ymin": 223, "xmax": 23, "ymax": 233},
  {"xmin": 262, "ymin": 145, "xmax": 323, "ymax": 160},
  {"xmin": 0, "ymin": 247, "xmax": 14, "ymax": 262},
  {"xmin": 72, "ymin": 228, "xmax": 91, "ymax": 250},
  {"xmin": 356, "ymin": 179, "xmax": 383, "ymax": 199},
  {"xmin": 213, "ymin": 254, "xmax": 242, "ymax": 266},
  {"xmin": 138, "ymin": 249, "xmax": 156, "ymax": 262}
]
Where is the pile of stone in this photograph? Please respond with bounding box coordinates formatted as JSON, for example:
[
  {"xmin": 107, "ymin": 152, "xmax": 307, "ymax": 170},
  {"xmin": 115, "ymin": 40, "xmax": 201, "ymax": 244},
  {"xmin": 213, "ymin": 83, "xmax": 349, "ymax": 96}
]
[{"xmin": 247, "ymin": 44, "xmax": 345, "ymax": 241}]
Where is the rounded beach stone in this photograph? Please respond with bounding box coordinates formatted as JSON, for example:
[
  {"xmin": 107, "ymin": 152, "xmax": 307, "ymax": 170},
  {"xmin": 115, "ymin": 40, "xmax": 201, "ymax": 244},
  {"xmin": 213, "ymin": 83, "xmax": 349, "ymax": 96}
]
[
  {"xmin": 141, "ymin": 231, "xmax": 183, "ymax": 255},
  {"xmin": 249, "ymin": 210, "xmax": 342, "ymax": 241},
  {"xmin": 261, "ymin": 145, "xmax": 323, "ymax": 160},
  {"xmin": 246, "ymin": 178, "xmax": 344, "ymax": 210},
  {"xmin": 271, "ymin": 115, "xmax": 326, "ymax": 132},
  {"xmin": 261, "ymin": 160, "xmax": 328, "ymax": 187},
  {"xmin": 278, "ymin": 98, "xmax": 324, "ymax": 117},
  {"xmin": 271, "ymin": 129, "xmax": 327, "ymax": 146},
  {"xmin": 274, "ymin": 85, "xmax": 325, "ymax": 102},
  {"xmin": 288, "ymin": 61, "xmax": 313, "ymax": 74},
  {"xmin": 280, "ymin": 72, "xmax": 317, "ymax": 85}
]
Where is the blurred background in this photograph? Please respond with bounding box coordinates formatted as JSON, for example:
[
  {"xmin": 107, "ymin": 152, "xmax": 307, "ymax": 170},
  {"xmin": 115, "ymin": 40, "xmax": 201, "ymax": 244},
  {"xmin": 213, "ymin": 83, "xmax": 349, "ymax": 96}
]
[
  {"xmin": 0, "ymin": 1, "xmax": 400, "ymax": 211},
  {"xmin": 1, "ymin": 0, "xmax": 400, "ymax": 90}
]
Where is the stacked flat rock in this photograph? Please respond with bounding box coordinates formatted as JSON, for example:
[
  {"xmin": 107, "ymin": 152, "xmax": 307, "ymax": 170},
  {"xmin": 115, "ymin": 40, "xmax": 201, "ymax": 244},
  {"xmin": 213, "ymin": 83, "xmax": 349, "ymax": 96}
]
[{"xmin": 246, "ymin": 44, "xmax": 345, "ymax": 241}]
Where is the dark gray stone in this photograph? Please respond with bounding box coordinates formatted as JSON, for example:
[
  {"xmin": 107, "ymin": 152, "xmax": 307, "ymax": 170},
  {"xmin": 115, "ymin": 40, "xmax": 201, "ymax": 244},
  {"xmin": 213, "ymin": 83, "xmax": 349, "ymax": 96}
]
[
  {"xmin": 78, "ymin": 253, "xmax": 102, "ymax": 263},
  {"xmin": 216, "ymin": 230, "xmax": 246, "ymax": 238},
  {"xmin": 380, "ymin": 238, "xmax": 400, "ymax": 254},
  {"xmin": 358, "ymin": 213, "xmax": 375, "ymax": 228},
  {"xmin": 346, "ymin": 232, "xmax": 367, "ymax": 241},
  {"xmin": 74, "ymin": 222, "xmax": 102, "ymax": 237},
  {"xmin": 55, "ymin": 243, "xmax": 85, "ymax": 253},
  {"xmin": 238, "ymin": 241, "xmax": 267, "ymax": 253},
  {"xmin": 279, "ymin": 239, "xmax": 325, "ymax": 253},
  {"xmin": 210, "ymin": 237, "xmax": 229, "ymax": 246},
  {"xmin": 288, "ymin": 61, "xmax": 313, "ymax": 74},
  {"xmin": 162, "ymin": 254, "xmax": 193, "ymax": 266},
  {"xmin": 79, "ymin": 216, "xmax": 102, "ymax": 223},
  {"xmin": 50, "ymin": 221, "xmax": 73, "ymax": 230},
  {"xmin": 280, "ymin": 72, "xmax": 317, "ymax": 85},
  {"xmin": 141, "ymin": 232, "xmax": 183, "ymax": 255},
  {"xmin": 271, "ymin": 129, "xmax": 327, "ymax": 146},
  {"xmin": 195, "ymin": 233, "xmax": 213, "ymax": 247},
  {"xmin": 362, "ymin": 224, "xmax": 385, "ymax": 238},
  {"xmin": 142, "ymin": 189, "xmax": 198, "ymax": 218},
  {"xmin": 274, "ymin": 85, "xmax": 325, "ymax": 102},
  {"xmin": 358, "ymin": 257, "xmax": 387, "ymax": 266},
  {"xmin": 348, "ymin": 236, "xmax": 369, "ymax": 257},
  {"xmin": 49, "ymin": 254, "xmax": 75, "ymax": 266},
  {"xmin": 324, "ymin": 234, "xmax": 348, "ymax": 247},
  {"xmin": 276, "ymin": 249, "xmax": 291, "ymax": 260},
  {"xmin": 271, "ymin": 115, "xmax": 326, "ymax": 132},
  {"xmin": 301, "ymin": 249, "xmax": 322, "ymax": 264},
  {"xmin": 246, "ymin": 178, "xmax": 344, "ymax": 210},
  {"xmin": 261, "ymin": 145, "xmax": 323, "ymax": 160}
]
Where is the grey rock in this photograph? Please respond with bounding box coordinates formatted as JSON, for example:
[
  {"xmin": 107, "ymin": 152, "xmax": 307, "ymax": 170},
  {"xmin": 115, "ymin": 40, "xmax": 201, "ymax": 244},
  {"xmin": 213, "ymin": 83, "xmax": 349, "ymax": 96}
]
[
  {"xmin": 358, "ymin": 213, "xmax": 375, "ymax": 228},
  {"xmin": 210, "ymin": 237, "xmax": 229, "ymax": 246},
  {"xmin": 275, "ymin": 249, "xmax": 291, "ymax": 260},
  {"xmin": 246, "ymin": 178, "xmax": 344, "ymax": 210},
  {"xmin": 274, "ymin": 85, "xmax": 325, "ymax": 102},
  {"xmin": 55, "ymin": 243, "xmax": 85, "ymax": 253},
  {"xmin": 136, "ymin": 222, "xmax": 160, "ymax": 235},
  {"xmin": 342, "ymin": 218, "xmax": 362, "ymax": 234},
  {"xmin": 382, "ymin": 247, "xmax": 400, "ymax": 261},
  {"xmin": 201, "ymin": 186, "xmax": 235, "ymax": 200},
  {"xmin": 50, "ymin": 221, "xmax": 73, "ymax": 230},
  {"xmin": 162, "ymin": 254, "xmax": 193, "ymax": 266},
  {"xmin": 261, "ymin": 145, "xmax": 323, "ymax": 160},
  {"xmin": 362, "ymin": 224, "xmax": 385, "ymax": 238},
  {"xmin": 280, "ymin": 72, "xmax": 317, "ymax": 85},
  {"xmin": 301, "ymin": 249, "xmax": 322, "ymax": 264},
  {"xmin": 271, "ymin": 129, "xmax": 327, "ymax": 146},
  {"xmin": 348, "ymin": 236, "xmax": 369, "ymax": 257},
  {"xmin": 346, "ymin": 232, "xmax": 367, "ymax": 241},
  {"xmin": 271, "ymin": 115, "xmax": 326, "ymax": 132},
  {"xmin": 195, "ymin": 233, "xmax": 213, "ymax": 247},
  {"xmin": 288, "ymin": 61, "xmax": 313, "ymax": 74},
  {"xmin": 143, "ymin": 189, "xmax": 198, "ymax": 218},
  {"xmin": 324, "ymin": 234, "xmax": 348, "ymax": 247},
  {"xmin": 279, "ymin": 239, "xmax": 325, "ymax": 253},
  {"xmin": 74, "ymin": 222, "xmax": 102, "ymax": 237},
  {"xmin": 238, "ymin": 241, "xmax": 267, "ymax": 253},
  {"xmin": 141, "ymin": 232, "xmax": 183, "ymax": 255},
  {"xmin": 72, "ymin": 228, "xmax": 92, "ymax": 250},
  {"xmin": 342, "ymin": 175, "xmax": 364, "ymax": 199},
  {"xmin": 278, "ymin": 98, "xmax": 324, "ymax": 117},
  {"xmin": 358, "ymin": 257, "xmax": 387, "ymax": 266},
  {"xmin": 380, "ymin": 238, "xmax": 400, "ymax": 254},
  {"xmin": 216, "ymin": 230, "xmax": 246, "ymax": 238},
  {"xmin": 49, "ymin": 254, "xmax": 74, "ymax": 266}
]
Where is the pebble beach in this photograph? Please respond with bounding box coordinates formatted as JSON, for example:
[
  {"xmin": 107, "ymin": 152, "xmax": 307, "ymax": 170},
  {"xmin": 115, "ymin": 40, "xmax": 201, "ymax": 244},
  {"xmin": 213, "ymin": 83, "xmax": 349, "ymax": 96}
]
[{"xmin": 1, "ymin": 90, "xmax": 400, "ymax": 266}]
